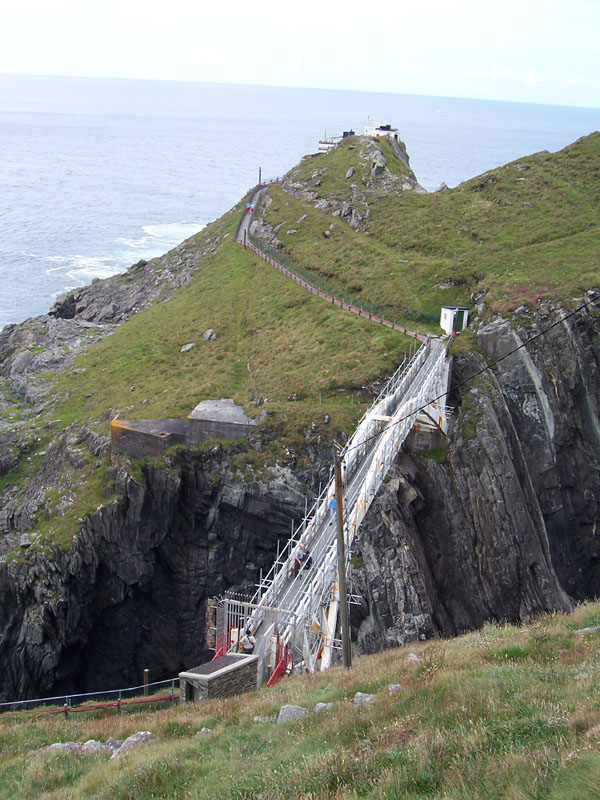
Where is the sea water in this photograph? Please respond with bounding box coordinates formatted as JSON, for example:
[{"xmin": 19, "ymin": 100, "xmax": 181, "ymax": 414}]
[{"xmin": 1, "ymin": 75, "xmax": 598, "ymax": 330}]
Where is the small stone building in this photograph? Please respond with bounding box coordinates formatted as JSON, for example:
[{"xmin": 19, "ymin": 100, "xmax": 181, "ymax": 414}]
[
  {"xmin": 111, "ymin": 398, "xmax": 257, "ymax": 458},
  {"xmin": 179, "ymin": 654, "xmax": 259, "ymax": 702}
]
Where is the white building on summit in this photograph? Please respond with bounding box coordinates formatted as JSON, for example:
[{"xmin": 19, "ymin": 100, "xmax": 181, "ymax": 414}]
[{"xmin": 363, "ymin": 122, "xmax": 400, "ymax": 141}]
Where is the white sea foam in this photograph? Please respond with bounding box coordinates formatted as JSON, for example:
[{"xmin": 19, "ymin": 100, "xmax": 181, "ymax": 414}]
[
  {"xmin": 39, "ymin": 219, "xmax": 204, "ymax": 293},
  {"xmin": 44, "ymin": 255, "xmax": 123, "ymax": 284},
  {"xmin": 118, "ymin": 221, "xmax": 205, "ymax": 250}
]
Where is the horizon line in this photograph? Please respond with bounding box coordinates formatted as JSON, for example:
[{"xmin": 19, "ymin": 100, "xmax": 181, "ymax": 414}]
[{"xmin": 1, "ymin": 71, "xmax": 599, "ymax": 114}]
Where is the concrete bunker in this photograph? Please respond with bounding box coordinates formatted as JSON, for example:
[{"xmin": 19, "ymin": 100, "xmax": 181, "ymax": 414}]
[{"xmin": 111, "ymin": 398, "xmax": 257, "ymax": 458}]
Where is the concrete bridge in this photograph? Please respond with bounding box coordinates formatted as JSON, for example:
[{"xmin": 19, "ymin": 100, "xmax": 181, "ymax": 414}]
[
  {"xmin": 209, "ymin": 337, "xmax": 451, "ymax": 687},
  {"xmin": 180, "ymin": 185, "xmax": 453, "ymax": 698}
]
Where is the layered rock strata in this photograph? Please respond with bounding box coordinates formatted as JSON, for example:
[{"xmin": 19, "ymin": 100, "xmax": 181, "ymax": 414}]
[{"xmin": 354, "ymin": 300, "xmax": 599, "ymax": 651}]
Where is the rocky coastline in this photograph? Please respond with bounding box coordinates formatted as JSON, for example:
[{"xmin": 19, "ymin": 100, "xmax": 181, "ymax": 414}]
[{"xmin": 1, "ymin": 136, "xmax": 598, "ymax": 702}]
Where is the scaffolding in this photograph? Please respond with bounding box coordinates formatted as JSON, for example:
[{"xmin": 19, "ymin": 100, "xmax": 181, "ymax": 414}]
[{"xmin": 212, "ymin": 337, "xmax": 451, "ymax": 684}]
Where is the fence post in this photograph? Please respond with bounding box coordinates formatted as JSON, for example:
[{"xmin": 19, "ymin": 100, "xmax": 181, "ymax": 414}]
[
  {"xmin": 118, "ymin": 692, "xmax": 122, "ymax": 714},
  {"xmin": 144, "ymin": 669, "xmax": 149, "ymax": 696},
  {"xmin": 63, "ymin": 701, "xmax": 69, "ymax": 719}
]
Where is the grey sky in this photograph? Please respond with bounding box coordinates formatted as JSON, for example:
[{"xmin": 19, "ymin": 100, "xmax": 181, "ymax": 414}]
[{"xmin": 2, "ymin": 0, "xmax": 599, "ymax": 108}]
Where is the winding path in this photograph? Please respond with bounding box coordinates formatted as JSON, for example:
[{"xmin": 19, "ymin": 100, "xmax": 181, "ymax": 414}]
[
  {"xmin": 220, "ymin": 192, "xmax": 453, "ymax": 681},
  {"xmin": 209, "ymin": 185, "xmax": 452, "ymax": 684},
  {"xmin": 236, "ymin": 186, "xmax": 429, "ymax": 342}
]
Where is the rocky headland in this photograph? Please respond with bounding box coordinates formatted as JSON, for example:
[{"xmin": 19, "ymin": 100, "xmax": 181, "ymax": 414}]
[{"xmin": 0, "ymin": 133, "xmax": 598, "ymax": 701}]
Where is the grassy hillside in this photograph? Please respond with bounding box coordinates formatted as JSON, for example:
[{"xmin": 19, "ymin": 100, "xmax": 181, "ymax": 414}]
[
  {"xmin": 50, "ymin": 239, "xmax": 406, "ymax": 434},
  {"xmin": 2, "ymin": 601, "xmax": 600, "ymax": 799},
  {"xmin": 261, "ymin": 132, "xmax": 599, "ymax": 317},
  {"xmin": 0, "ymin": 133, "xmax": 598, "ymax": 551}
]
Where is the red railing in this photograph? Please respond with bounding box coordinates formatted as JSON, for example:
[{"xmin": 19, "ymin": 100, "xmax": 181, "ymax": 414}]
[
  {"xmin": 245, "ymin": 239, "xmax": 427, "ymax": 340},
  {"xmin": 0, "ymin": 692, "xmax": 176, "ymax": 723},
  {"xmin": 266, "ymin": 637, "xmax": 290, "ymax": 687},
  {"xmin": 212, "ymin": 645, "xmax": 226, "ymax": 660}
]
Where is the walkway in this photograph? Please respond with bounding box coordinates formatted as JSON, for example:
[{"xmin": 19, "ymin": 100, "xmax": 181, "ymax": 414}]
[
  {"xmin": 216, "ymin": 331, "xmax": 451, "ymax": 682},
  {"xmin": 208, "ymin": 185, "xmax": 453, "ymax": 684},
  {"xmin": 236, "ymin": 186, "xmax": 429, "ymax": 342}
]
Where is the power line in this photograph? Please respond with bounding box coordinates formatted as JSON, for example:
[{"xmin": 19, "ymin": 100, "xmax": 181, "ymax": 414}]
[{"xmin": 345, "ymin": 293, "xmax": 599, "ymax": 455}]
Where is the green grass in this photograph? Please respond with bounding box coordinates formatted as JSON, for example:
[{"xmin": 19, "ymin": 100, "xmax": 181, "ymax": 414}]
[
  {"xmin": 258, "ymin": 183, "xmax": 448, "ymax": 329},
  {"xmin": 48, "ymin": 238, "xmax": 410, "ymax": 441},
  {"xmin": 1, "ymin": 132, "xmax": 598, "ymax": 550},
  {"xmin": 262, "ymin": 132, "xmax": 599, "ymax": 319},
  {"xmin": 285, "ymin": 135, "xmax": 415, "ymax": 204},
  {"xmin": 2, "ymin": 602, "xmax": 600, "ymax": 798}
]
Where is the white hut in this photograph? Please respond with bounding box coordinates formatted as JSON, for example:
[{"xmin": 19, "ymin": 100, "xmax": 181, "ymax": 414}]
[{"xmin": 440, "ymin": 306, "xmax": 469, "ymax": 335}]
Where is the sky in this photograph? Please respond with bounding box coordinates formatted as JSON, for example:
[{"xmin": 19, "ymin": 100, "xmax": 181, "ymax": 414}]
[{"xmin": 1, "ymin": 0, "xmax": 599, "ymax": 109}]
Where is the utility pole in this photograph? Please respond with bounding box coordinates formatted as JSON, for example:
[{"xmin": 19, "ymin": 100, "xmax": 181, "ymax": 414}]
[
  {"xmin": 258, "ymin": 166, "xmax": 262, "ymax": 186},
  {"xmin": 334, "ymin": 444, "xmax": 352, "ymax": 669}
]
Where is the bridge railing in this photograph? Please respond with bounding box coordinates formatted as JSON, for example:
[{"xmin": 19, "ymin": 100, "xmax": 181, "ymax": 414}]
[
  {"xmin": 247, "ymin": 343, "xmax": 429, "ymax": 616},
  {"xmin": 247, "ymin": 341, "xmax": 449, "ymax": 667}
]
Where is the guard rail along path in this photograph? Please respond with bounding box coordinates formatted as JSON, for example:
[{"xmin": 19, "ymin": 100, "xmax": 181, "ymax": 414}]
[
  {"xmin": 209, "ymin": 188, "xmax": 452, "ymax": 686},
  {"xmin": 235, "ymin": 186, "xmax": 428, "ymax": 342}
]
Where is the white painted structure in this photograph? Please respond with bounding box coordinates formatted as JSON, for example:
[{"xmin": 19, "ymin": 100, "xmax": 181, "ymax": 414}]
[
  {"xmin": 363, "ymin": 122, "xmax": 399, "ymax": 141},
  {"xmin": 440, "ymin": 306, "xmax": 470, "ymax": 335},
  {"xmin": 318, "ymin": 129, "xmax": 355, "ymax": 152}
]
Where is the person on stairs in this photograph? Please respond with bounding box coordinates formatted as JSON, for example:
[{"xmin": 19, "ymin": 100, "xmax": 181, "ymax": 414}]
[
  {"xmin": 293, "ymin": 542, "xmax": 313, "ymax": 576},
  {"xmin": 240, "ymin": 625, "xmax": 256, "ymax": 655}
]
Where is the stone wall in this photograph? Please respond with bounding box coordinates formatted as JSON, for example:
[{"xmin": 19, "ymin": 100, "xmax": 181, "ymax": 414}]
[
  {"xmin": 186, "ymin": 418, "xmax": 256, "ymax": 445},
  {"xmin": 111, "ymin": 419, "xmax": 187, "ymax": 458},
  {"xmin": 179, "ymin": 654, "xmax": 259, "ymax": 702}
]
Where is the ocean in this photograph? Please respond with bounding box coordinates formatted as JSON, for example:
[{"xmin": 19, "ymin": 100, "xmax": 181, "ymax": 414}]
[{"xmin": 1, "ymin": 75, "xmax": 599, "ymax": 331}]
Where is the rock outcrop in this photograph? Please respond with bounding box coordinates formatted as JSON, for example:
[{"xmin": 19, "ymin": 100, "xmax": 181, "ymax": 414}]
[
  {"xmin": 280, "ymin": 136, "xmax": 425, "ymax": 232},
  {"xmin": 0, "ymin": 451, "xmax": 306, "ymax": 701},
  {"xmin": 354, "ymin": 300, "xmax": 599, "ymax": 652}
]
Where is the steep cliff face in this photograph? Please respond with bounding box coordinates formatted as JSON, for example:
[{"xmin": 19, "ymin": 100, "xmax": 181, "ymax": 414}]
[
  {"xmin": 0, "ymin": 451, "xmax": 306, "ymax": 701},
  {"xmin": 354, "ymin": 299, "xmax": 599, "ymax": 652},
  {"xmin": 1, "ymin": 300, "xmax": 598, "ymax": 699},
  {"xmin": 1, "ymin": 131, "xmax": 598, "ymax": 701}
]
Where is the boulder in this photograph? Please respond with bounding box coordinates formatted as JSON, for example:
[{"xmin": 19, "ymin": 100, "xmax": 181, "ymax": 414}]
[
  {"xmin": 353, "ymin": 692, "xmax": 376, "ymax": 706},
  {"xmin": 110, "ymin": 731, "xmax": 155, "ymax": 759},
  {"xmin": 277, "ymin": 704, "xmax": 309, "ymax": 723},
  {"xmin": 81, "ymin": 739, "xmax": 112, "ymax": 754}
]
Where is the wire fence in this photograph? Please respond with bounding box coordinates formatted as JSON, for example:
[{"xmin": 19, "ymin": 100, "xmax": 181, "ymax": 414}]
[
  {"xmin": 0, "ymin": 677, "xmax": 180, "ymax": 722},
  {"xmin": 247, "ymin": 230, "xmax": 420, "ymax": 330}
]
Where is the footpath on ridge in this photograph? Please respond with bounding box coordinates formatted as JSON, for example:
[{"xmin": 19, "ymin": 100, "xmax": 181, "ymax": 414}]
[{"xmin": 236, "ymin": 186, "xmax": 428, "ymax": 342}]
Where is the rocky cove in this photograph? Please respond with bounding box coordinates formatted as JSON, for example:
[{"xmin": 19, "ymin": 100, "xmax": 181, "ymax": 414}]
[{"xmin": 0, "ymin": 135, "xmax": 599, "ymax": 702}]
